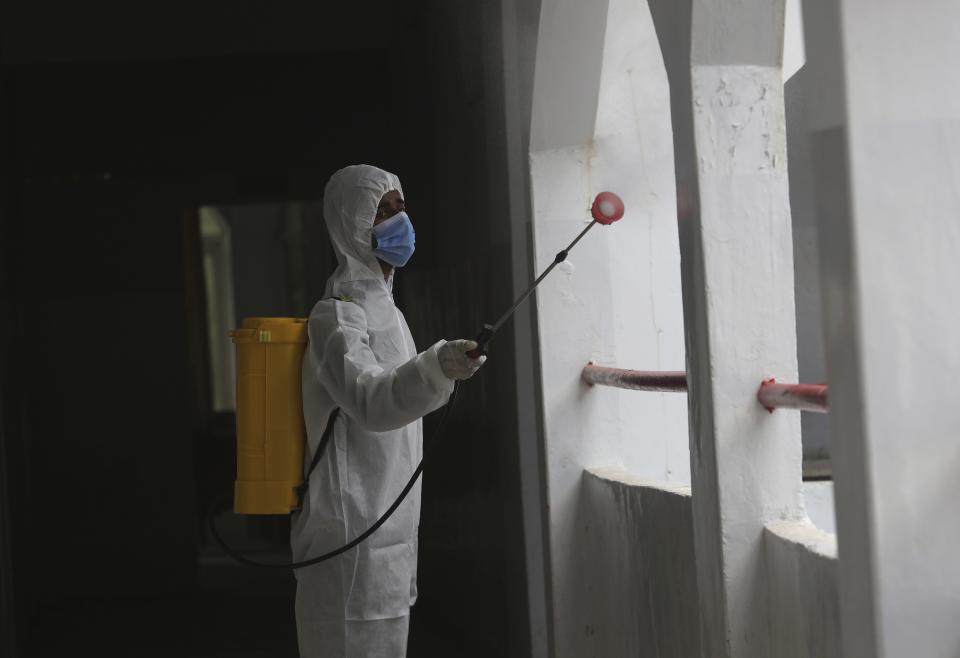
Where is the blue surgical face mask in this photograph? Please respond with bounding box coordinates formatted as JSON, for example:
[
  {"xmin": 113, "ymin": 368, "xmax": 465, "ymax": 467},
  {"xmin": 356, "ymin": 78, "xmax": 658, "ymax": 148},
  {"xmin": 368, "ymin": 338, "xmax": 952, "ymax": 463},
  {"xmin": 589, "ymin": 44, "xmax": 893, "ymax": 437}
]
[{"xmin": 372, "ymin": 211, "xmax": 416, "ymax": 268}]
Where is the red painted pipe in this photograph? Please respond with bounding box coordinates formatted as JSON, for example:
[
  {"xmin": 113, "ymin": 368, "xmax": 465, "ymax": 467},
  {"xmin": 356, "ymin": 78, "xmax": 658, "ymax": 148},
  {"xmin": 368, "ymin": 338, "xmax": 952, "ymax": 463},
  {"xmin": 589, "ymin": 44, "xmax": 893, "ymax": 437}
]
[
  {"xmin": 581, "ymin": 363, "xmax": 687, "ymax": 392},
  {"xmin": 582, "ymin": 365, "xmax": 829, "ymax": 415},
  {"xmin": 757, "ymin": 378, "xmax": 829, "ymax": 414}
]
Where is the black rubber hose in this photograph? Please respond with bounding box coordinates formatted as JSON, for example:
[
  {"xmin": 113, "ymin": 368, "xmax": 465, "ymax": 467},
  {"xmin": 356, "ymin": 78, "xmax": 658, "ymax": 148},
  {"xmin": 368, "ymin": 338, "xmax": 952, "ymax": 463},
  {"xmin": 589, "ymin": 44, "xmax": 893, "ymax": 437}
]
[{"xmin": 208, "ymin": 381, "xmax": 461, "ymax": 569}]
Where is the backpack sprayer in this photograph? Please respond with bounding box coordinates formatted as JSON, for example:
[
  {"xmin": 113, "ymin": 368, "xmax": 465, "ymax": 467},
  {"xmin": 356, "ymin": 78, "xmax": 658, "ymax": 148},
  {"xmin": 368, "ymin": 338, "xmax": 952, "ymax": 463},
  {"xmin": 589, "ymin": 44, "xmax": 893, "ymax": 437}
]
[{"xmin": 210, "ymin": 191, "xmax": 625, "ymax": 568}]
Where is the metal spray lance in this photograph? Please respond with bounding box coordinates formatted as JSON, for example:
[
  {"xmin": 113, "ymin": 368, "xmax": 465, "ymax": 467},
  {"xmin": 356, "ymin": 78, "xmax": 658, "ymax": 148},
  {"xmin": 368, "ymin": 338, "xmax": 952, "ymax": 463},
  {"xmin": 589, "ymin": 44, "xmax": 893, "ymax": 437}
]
[{"xmin": 466, "ymin": 191, "xmax": 625, "ymax": 359}]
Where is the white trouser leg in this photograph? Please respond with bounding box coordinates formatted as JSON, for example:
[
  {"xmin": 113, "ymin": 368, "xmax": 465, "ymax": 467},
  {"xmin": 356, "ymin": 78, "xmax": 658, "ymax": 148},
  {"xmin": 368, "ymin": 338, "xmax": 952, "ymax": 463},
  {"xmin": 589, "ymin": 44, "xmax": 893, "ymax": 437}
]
[{"xmin": 297, "ymin": 614, "xmax": 410, "ymax": 658}]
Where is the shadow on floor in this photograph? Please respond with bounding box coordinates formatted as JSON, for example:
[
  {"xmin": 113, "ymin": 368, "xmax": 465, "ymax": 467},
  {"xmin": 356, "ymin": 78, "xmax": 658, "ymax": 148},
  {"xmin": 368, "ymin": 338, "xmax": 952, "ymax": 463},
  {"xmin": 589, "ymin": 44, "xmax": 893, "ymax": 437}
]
[
  {"xmin": 26, "ymin": 592, "xmax": 298, "ymax": 658},
  {"xmin": 25, "ymin": 581, "xmax": 477, "ymax": 657}
]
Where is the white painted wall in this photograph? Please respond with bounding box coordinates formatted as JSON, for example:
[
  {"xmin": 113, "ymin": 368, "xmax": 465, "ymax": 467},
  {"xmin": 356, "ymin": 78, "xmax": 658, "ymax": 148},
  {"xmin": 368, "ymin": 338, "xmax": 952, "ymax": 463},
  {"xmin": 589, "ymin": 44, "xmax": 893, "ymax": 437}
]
[
  {"xmin": 575, "ymin": 470, "xmax": 841, "ymax": 658},
  {"xmin": 801, "ymin": 0, "xmax": 960, "ymax": 656},
  {"xmin": 517, "ymin": 1, "xmax": 960, "ymax": 657},
  {"xmin": 785, "ymin": 64, "xmax": 833, "ymax": 460},
  {"xmin": 588, "ymin": 0, "xmax": 689, "ymax": 482},
  {"xmin": 527, "ymin": 0, "xmax": 688, "ymax": 654},
  {"xmin": 529, "ymin": 0, "xmax": 609, "ymax": 151},
  {"xmin": 583, "ymin": 469, "xmax": 701, "ymax": 657},
  {"xmin": 765, "ymin": 521, "xmax": 841, "ymax": 658},
  {"xmin": 802, "ymin": 481, "xmax": 836, "ymax": 534},
  {"xmin": 516, "ymin": 0, "xmax": 960, "ymax": 655},
  {"xmin": 782, "ymin": 0, "xmax": 834, "ymax": 461}
]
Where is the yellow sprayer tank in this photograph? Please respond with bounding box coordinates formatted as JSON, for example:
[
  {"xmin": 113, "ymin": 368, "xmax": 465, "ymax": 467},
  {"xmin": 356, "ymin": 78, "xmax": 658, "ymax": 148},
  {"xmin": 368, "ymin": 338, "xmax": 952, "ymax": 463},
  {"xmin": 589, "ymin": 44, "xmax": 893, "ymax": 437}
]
[{"xmin": 229, "ymin": 317, "xmax": 308, "ymax": 514}]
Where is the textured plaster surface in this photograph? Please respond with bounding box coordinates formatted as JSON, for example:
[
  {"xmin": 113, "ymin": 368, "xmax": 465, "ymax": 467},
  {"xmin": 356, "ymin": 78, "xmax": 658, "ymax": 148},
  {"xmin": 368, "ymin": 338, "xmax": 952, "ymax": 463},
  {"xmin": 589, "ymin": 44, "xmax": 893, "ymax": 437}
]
[
  {"xmin": 686, "ymin": 61, "xmax": 805, "ymax": 658},
  {"xmin": 646, "ymin": 0, "xmax": 812, "ymax": 654}
]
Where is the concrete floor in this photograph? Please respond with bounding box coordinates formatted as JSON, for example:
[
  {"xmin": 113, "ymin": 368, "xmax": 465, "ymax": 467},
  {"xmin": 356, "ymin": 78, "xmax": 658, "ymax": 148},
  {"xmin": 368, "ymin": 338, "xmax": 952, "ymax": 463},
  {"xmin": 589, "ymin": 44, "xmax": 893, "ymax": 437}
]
[
  {"xmin": 23, "ymin": 559, "xmax": 478, "ymax": 658},
  {"xmin": 26, "ymin": 593, "xmax": 473, "ymax": 658},
  {"xmin": 27, "ymin": 593, "xmax": 300, "ymax": 658},
  {"xmin": 25, "ymin": 594, "xmax": 475, "ymax": 658}
]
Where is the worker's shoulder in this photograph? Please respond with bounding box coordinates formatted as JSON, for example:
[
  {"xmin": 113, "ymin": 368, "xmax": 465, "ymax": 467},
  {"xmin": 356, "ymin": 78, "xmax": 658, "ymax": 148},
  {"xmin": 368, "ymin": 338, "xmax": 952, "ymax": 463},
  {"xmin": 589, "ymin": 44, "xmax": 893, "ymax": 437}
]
[
  {"xmin": 310, "ymin": 294, "xmax": 360, "ymax": 310},
  {"xmin": 308, "ymin": 295, "xmax": 367, "ymax": 328}
]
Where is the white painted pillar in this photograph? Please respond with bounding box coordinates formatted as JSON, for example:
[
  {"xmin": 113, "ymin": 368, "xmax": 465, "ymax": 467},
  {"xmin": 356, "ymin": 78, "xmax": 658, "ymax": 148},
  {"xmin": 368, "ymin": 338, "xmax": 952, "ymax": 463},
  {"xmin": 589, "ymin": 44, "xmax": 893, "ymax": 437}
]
[
  {"xmin": 801, "ymin": 1, "xmax": 960, "ymax": 656},
  {"xmin": 647, "ymin": 0, "xmax": 805, "ymax": 655}
]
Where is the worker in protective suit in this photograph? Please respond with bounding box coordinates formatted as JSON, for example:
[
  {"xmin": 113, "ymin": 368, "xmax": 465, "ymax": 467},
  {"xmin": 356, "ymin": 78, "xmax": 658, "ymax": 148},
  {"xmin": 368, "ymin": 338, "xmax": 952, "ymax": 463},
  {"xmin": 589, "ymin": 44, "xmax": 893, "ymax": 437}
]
[{"xmin": 291, "ymin": 164, "xmax": 485, "ymax": 657}]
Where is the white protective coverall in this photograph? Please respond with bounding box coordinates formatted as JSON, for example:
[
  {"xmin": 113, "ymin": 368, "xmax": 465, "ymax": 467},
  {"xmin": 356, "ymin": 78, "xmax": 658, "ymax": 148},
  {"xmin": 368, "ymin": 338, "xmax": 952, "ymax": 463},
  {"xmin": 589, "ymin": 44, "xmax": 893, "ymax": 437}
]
[{"xmin": 291, "ymin": 165, "xmax": 455, "ymax": 657}]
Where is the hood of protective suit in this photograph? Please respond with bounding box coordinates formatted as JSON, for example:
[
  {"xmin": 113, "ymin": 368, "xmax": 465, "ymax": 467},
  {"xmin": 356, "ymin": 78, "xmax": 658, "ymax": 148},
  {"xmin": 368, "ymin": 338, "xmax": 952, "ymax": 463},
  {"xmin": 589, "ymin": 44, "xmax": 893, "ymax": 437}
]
[{"xmin": 323, "ymin": 165, "xmax": 405, "ymax": 294}]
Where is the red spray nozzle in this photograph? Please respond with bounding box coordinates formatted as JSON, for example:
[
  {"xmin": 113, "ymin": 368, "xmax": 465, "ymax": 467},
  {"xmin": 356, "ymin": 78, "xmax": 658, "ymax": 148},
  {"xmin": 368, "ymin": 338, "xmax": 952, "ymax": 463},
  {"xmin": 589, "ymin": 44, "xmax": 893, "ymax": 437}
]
[{"xmin": 591, "ymin": 191, "xmax": 625, "ymax": 225}]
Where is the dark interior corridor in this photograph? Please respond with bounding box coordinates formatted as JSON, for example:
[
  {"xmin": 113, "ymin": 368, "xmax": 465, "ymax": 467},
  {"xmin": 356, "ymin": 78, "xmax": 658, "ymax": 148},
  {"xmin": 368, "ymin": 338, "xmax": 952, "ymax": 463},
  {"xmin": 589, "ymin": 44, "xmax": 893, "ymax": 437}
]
[{"xmin": 0, "ymin": 2, "xmax": 539, "ymax": 656}]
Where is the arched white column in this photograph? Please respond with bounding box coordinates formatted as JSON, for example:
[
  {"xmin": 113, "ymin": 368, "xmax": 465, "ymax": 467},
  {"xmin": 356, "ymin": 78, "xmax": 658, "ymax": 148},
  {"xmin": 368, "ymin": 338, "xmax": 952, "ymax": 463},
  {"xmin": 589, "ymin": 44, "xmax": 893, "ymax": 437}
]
[
  {"xmin": 528, "ymin": 0, "xmax": 689, "ymax": 655},
  {"xmin": 648, "ymin": 0, "xmax": 805, "ymax": 655}
]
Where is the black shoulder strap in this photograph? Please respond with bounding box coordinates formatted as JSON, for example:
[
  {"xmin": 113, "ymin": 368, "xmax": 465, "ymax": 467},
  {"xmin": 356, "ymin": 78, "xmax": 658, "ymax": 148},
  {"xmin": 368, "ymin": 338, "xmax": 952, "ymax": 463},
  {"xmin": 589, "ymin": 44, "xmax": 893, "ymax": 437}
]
[
  {"xmin": 295, "ymin": 407, "xmax": 340, "ymax": 504},
  {"xmin": 296, "ymin": 294, "xmax": 352, "ymax": 506}
]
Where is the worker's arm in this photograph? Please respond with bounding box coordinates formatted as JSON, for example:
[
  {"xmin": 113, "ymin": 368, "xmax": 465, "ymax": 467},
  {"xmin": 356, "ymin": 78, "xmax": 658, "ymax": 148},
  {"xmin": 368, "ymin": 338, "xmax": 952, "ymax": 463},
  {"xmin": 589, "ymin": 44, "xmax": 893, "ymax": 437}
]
[{"xmin": 307, "ymin": 299, "xmax": 454, "ymax": 432}]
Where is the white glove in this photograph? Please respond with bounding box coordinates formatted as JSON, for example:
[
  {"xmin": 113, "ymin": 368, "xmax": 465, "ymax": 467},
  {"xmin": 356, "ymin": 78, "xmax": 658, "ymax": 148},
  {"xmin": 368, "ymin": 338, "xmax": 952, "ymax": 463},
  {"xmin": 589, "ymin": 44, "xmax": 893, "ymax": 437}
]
[{"xmin": 438, "ymin": 340, "xmax": 487, "ymax": 381}]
